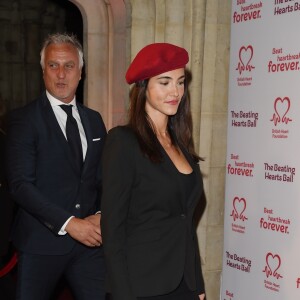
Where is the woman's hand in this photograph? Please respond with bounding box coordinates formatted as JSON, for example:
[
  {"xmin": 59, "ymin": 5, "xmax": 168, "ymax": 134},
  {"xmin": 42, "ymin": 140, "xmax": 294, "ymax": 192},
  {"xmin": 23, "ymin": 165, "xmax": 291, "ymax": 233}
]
[{"xmin": 198, "ymin": 293, "xmax": 205, "ymax": 300}]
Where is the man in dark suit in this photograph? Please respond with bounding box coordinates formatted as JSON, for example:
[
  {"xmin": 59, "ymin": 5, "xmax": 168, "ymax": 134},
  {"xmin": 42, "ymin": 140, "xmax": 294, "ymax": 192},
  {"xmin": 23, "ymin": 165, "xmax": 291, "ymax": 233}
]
[{"xmin": 6, "ymin": 33, "xmax": 107, "ymax": 300}]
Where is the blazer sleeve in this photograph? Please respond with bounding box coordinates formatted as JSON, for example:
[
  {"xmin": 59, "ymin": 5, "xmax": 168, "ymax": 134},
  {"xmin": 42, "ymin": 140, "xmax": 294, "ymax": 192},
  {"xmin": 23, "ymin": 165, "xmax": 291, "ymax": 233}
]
[
  {"xmin": 6, "ymin": 109, "xmax": 72, "ymax": 233},
  {"xmin": 101, "ymin": 127, "xmax": 137, "ymax": 300}
]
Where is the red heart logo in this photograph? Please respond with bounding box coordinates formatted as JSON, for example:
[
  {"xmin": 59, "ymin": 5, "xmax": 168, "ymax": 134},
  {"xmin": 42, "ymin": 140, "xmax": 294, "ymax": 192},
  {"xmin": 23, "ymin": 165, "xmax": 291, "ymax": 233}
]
[
  {"xmin": 239, "ymin": 46, "xmax": 254, "ymax": 70},
  {"xmin": 274, "ymin": 97, "xmax": 290, "ymax": 123},
  {"xmin": 266, "ymin": 253, "xmax": 281, "ymax": 276},
  {"xmin": 233, "ymin": 197, "xmax": 246, "ymax": 216}
]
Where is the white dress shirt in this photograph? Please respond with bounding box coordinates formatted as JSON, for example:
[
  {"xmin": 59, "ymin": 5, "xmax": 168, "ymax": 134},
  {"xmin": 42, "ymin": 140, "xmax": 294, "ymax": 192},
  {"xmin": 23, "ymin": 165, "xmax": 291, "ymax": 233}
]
[
  {"xmin": 47, "ymin": 91, "xmax": 87, "ymax": 160},
  {"xmin": 47, "ymin": 91, "xmax": 87, "ymax": 235}
]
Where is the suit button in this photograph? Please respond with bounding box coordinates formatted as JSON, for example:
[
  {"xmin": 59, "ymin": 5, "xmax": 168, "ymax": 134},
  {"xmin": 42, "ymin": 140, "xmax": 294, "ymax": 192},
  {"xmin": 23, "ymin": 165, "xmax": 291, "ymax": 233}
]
[
  {"xmin": 75, "ymin": 204, "xmax": 80, "ymax": 209},
  {"xmin": 180, "ymin": 214, "xmax": 186, "ymax": 219}
]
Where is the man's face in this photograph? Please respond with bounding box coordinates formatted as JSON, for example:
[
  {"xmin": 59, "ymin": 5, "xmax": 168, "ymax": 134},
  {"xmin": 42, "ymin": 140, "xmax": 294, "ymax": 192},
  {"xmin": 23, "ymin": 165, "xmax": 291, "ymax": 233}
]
[{"xmin": 43, "ymin": 43, "xmax": 82, "ymax": 103}]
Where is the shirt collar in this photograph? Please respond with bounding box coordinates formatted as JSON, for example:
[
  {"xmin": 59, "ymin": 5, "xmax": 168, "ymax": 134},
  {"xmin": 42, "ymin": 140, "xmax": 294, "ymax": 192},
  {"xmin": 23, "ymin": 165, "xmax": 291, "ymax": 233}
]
[{"xmin": 46, "ymin": 90, "xmax": 77, "ymax": 108}]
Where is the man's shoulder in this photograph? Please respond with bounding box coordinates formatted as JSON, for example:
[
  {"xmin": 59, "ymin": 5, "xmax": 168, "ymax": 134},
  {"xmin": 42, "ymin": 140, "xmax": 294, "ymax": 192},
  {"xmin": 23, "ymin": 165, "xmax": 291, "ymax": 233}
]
[
  {"xmin": 77, "ymin": 103, "xmax": 103, "ymax": 118},
  {"xmin": 78, "ymin": 102, "xmax": 95, "ymax": 112},
  {"xmin": 77, "ymin": 103, "xmax": 106, "ymax": 134}
]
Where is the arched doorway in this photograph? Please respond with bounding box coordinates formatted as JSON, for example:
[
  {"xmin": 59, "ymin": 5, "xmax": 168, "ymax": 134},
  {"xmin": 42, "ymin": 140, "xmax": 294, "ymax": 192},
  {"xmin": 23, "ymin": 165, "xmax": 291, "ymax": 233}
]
[{"xmin": 0, "ymin": 0, "xmax": 82, "ymax": 110}]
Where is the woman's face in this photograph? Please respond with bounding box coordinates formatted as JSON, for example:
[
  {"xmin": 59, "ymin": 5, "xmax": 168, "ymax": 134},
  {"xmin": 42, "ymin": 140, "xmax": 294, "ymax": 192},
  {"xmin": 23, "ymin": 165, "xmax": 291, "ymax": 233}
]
[{"xmin": 145, "ymin": 68, "xmax": 185, "ymax": 119}]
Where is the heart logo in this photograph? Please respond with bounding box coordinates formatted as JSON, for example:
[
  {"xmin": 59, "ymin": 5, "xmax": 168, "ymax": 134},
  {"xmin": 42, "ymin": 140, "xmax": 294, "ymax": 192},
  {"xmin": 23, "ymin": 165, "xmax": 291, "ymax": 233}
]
[
  {"xmin": 233, "ymin": 197, "xmax": 246, "ymax": 216},
  {"xmin": 274, "ymin": 97, "xmax": 291, "ymax": 124},
  {"xmin": 239, "ymin": 46, "xmax": 254, "ymax": 71},
  {"xmin": 266, "ymin": 253, "xmax": 281, "ymax": 276}
]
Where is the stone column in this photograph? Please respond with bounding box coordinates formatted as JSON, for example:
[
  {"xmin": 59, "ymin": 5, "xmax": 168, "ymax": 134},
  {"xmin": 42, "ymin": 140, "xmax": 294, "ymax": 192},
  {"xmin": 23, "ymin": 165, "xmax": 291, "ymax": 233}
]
[
  {"xmin": 69, "ymin": 0, "xmax": 127, "ymax": 129},
  {"xmin": 69, "ymin": 0, "xmax": 110, "ymax": 126},
  {"xmin": 197, "ymin": 1, "xmax": 231, "ymax": 299}
]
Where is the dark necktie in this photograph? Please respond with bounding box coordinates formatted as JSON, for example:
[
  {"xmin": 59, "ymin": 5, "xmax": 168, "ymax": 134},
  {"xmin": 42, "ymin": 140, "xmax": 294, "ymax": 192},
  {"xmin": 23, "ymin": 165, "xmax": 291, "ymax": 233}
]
[{"xmin": 60, "ymin": 105, "xmax": 83, "ymax": 171}]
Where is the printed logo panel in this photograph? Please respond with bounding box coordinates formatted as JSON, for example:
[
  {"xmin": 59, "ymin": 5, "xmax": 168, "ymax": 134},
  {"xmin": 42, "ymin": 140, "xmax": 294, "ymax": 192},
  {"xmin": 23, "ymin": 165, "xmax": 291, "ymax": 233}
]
[
  {"xmin": 233, "ymin": 1, "xmax": 263, "ymax": 23},
  {"xmin": 231, "ymin": 110, "xmax": 259, "ymax": 128},
  {"xmin": 235, "ymin": 45, "xmax": 255, "ymax": 87},
  {"xmin": 264, "ymin": 162, "xmax": 295, "ymax": 183},
  {"xmin": 263, "ymin": 252, "xmax": 283, "ymax": 293},
  {"xmin": 268, "ymin": 48, "xmax": 300, "ymax": 74},
  {"xmin": 228, "ymin": 154, "xmax": 255, "ymax": 178},
  {"xmin": 226, "ymin": 250, "xmax": 252, "ymax": 273},
  {"xmin": 230, "ymin": 196, "xmax": 248, "ymax": 234},
  {"xmin": 259, "ymin": 207, "xmax": 290, "ymax": 235},
  {"xmin": 274, "ymin": 1, "xmax": 300, "ymax": 16},
  {"xmin": 270, "ymin": 96, "xmax": 292, "ymax": 139}
]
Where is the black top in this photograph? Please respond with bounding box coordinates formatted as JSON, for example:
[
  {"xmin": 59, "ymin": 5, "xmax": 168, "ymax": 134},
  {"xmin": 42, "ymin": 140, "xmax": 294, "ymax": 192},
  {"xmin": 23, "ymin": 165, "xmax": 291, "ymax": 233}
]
[
  {"xmin": 177, "ymin": 170, "xmax": 196, "ymax": 209},
  {"xmin": 101, "ymin": 126, "xmax": 205, "ymax": 300}
]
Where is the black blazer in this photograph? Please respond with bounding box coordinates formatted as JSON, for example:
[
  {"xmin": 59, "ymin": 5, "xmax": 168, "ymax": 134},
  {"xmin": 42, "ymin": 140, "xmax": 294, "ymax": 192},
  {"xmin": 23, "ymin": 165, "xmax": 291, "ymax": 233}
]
[
  {"xmin": 101, "ymin": 126, "xmax": 205, "ymax": 300},
  {"xmin": 6, "ymin": 92, "xmax": 107, "ymax": 255}
]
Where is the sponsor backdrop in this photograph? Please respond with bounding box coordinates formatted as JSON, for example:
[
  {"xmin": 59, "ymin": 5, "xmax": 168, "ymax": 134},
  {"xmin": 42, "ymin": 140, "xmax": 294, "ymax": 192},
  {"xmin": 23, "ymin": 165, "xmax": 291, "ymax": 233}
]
[{"xmin": 221, "ymin": 1, "xmax": 300, "ymax": 299}]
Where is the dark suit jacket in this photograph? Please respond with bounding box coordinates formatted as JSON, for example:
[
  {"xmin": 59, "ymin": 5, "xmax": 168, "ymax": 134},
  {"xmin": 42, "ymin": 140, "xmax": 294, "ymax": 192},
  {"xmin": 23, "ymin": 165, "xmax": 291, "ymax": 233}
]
[
  {"xmin": 101, "ymin": 126, "xmax": 205, "ymax": 300},
  {"xmin": 6, "ymin": 92, "xmax": 106, "ymax": 255}
]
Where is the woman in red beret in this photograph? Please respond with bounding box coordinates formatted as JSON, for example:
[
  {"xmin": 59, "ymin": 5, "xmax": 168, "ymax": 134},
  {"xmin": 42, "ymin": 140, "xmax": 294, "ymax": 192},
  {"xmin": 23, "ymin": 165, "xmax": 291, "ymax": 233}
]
[{"xmin": 101, "ymin": 43, "xmax": 205, "ymax": 300}]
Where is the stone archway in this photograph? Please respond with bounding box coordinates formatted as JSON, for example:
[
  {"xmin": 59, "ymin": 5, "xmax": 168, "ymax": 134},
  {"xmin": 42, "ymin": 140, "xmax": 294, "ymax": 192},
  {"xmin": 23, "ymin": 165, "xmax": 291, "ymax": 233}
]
[{"xmin": 68, "ymin": 0, "xmax": 128, "ymax": 129}]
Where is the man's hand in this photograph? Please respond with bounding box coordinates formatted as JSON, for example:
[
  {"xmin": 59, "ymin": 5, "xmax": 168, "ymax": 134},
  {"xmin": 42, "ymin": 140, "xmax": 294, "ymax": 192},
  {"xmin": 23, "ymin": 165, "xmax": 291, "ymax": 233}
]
[
  {"xmin": 65, "ymin": 217, "xmax": 102, "ymax": 247},
  {"xmin": 85, "ymin": 213, "xmax": 101, "ymax": 227},
  {"xmin": 199, "ymin": 293, "xmax": 205, "ymax": 300}
]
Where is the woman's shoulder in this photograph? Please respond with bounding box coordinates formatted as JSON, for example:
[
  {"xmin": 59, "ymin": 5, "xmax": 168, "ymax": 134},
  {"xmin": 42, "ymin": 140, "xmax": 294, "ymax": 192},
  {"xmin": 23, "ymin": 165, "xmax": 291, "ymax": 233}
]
[
  {"xmin": 106, "ymin": 125, "xmax": 140, "ymax": 148},
  {"xmin": 103, "ymin": 126, "xmax": 139, "ymax": 160},
  {"xmin": 108, "ymin": 125, "xmax": 136, "ymax": 140}
]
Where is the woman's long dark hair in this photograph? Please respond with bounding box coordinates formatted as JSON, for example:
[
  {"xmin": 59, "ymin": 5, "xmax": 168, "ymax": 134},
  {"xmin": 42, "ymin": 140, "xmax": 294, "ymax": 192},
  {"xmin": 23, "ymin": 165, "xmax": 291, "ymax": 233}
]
[{"xmin": 127, "ymin": 76, "xmax": 200, "ymax": 163}]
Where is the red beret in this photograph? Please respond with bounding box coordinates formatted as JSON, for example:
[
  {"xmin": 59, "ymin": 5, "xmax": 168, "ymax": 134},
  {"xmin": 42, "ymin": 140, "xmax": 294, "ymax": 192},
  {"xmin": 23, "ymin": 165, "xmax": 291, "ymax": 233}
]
[{"xmin": 125, "ymin": 43, "xmax": 189, "ymax": 84}]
